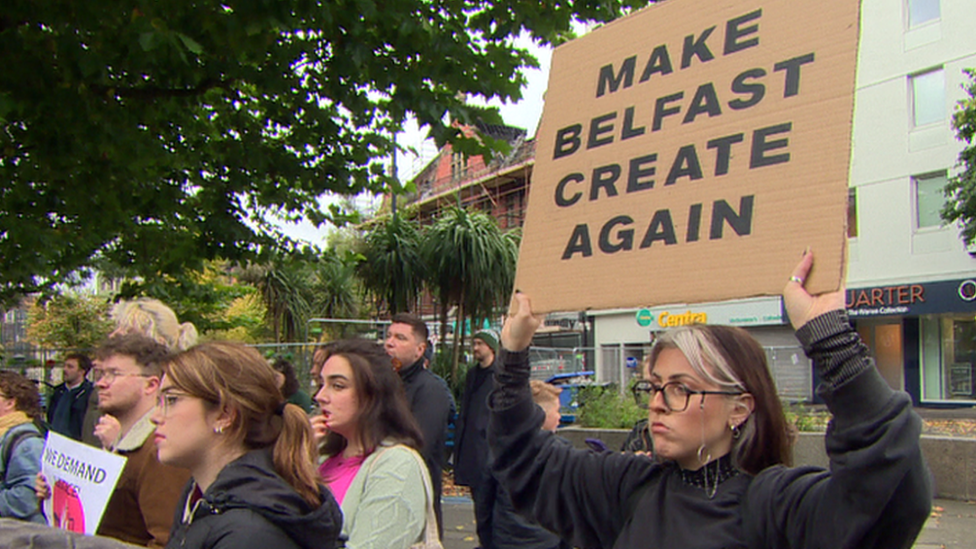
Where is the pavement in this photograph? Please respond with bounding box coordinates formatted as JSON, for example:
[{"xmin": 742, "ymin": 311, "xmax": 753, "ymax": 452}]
[
  {"xmin": 442, "ymin": 497, "xmax": 479, "ymax": 549},
  {"xmin": 914, "ymin": 498, "xmax": 976, "ymax": 549},
  {"xmin": 441, "ymin": 496, "xmax": 976, "ymax": 549}
]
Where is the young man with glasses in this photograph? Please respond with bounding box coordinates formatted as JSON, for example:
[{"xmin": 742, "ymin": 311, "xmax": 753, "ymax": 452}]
[{"xmin": 39, "ymin": 334, "xmax": 189, "ymax": 547}]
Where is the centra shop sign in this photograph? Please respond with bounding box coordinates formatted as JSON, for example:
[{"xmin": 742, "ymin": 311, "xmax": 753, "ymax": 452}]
[
  {"xmin": 628, "ymin": 297, "xmax": 783, "ymax": 330},
  {"xmin": 634, "ymin": 309, "xmax": 709, "ymax": 328},
  {"xmin": 657, "ymin": 311, "xmax": 708, "ymax": 327}
]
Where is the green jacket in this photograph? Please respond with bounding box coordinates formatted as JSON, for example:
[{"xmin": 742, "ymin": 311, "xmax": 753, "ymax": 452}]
[{"xmin": 339, "ymin": 442, "xmax": 428, "ymax": 549}]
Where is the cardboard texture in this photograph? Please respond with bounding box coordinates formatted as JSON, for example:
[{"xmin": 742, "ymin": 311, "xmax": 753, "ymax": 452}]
[{"xmin": 515, "ymin": 0, "xmax": 859, "ymax": 313}]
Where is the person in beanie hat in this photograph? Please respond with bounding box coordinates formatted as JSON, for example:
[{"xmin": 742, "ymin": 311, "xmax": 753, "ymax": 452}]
[
  {"xmin": 454, "ymin": 327, "xmax": 502, "ymax": 548},
  {"xmin": 472, "ymin": 330, "xmax": 500, "ymax": 356}
]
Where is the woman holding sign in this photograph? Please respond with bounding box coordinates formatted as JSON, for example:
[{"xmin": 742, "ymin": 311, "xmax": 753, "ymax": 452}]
[
  {"xmin": 151, "ymin": 342, "xmax": 342, "ymax": 549},
  {"xmin": 0, "ymin": 371, "xmax": 44, "ymax": 524},
  {"xmin": 489, "ymin": 251, "xmax": 932, "ymax": 549}
]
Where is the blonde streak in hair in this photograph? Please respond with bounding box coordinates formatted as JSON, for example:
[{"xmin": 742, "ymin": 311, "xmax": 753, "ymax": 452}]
[
  {"xmin": 274, "ymin": 403, "xmax": 323, "ymax": 507},
  {"xmin": 675, "ymin": 328, "xmax": 742, "ymax": 391},
  {"xmin": 668, "ymin": 328, "xmax": 709, "ymax": 380},
  {"xmin": 697, "ymin": 330, "xmax": 747, "ymax": 392},
  {"xmin": 693, "ymin": 333, "xmax": 736, "ymax": 388}
]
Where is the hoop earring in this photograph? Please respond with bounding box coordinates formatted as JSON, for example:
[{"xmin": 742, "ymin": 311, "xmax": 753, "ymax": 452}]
[
  {"xmin": 214, "ymin": 426, "xmax": 224, "ymax": 434},
  {"xmin": 697, "ymin": 444, "xmax": 712, "ymax": 465},
  {"xmin": 697, "ymin": 405, "xmax": 711, "ymax": 466},
  {"xmin": 730, "ymin": 422, "xmax": 741, "ymax": 440}
]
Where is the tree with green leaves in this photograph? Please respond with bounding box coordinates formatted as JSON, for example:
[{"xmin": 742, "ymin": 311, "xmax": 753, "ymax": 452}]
[
  {"xmin": 129, "ymin": 260, "xmax": 261, "ymax": 337},
  {"xmin": 943, "ymin": 69, "xmax": 976, "ymax": 243},
  {"xmin": 309, "ymin": 249, "xmax": 363, "ymax": 340},
  {"xmin": 26, "ymin": 293, "xmax": 113, "ymax": 350},
  {"xmin": 0, "ymin": 0, "xmax": 643, "ymax": 305},
  {"xmin": 238, "ymin": 260, "xmax": 314, "ymax": 343},
  {"xmin": 357, "ymin": 215, "xmax": 426, "ymax": 315},
  {"xmin": 422, "ymin": 206, "xmax": 518, "ymax": 376}
]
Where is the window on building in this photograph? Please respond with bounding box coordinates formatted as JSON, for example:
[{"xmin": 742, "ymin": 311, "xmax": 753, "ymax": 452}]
[
  {"xmin": 910, "ymin": 68, "xmax": 945, "ymax": 127},
  {"xmin": 915, "ymin": 172, "xmax": 947, "ymax": 229},
  {"xmin": 502, "ymin": 188, "xmax": 525, "ymax": 228},
  {"xmin": 908, "ymin": 0, "xmax": 940, "ymax": 28},
  {"xmin": 921, "ymin": 315, "xmax": 976, "ymax": 402},
  {"xmin": 450, "ymin": 150, "xmax": 468, "ymax": 181},
  {"xmin": 847, "ymin": 188, "xmax": 858, "ymax": 238}
]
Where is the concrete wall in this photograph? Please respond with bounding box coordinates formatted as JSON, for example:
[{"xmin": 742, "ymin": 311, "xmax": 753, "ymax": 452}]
[{"xmin": 557, "ymin": 428, "xmax": 976, "ymax": 501}]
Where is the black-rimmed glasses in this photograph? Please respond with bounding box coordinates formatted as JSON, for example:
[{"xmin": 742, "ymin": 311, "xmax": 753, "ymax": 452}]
[{"xmin": 632, "ymin": 379, "xmax": 743, "ymax": 412}]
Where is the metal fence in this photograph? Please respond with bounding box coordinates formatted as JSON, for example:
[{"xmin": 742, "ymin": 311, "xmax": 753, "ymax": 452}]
[
  {"xmin": 1, "ymin": 341, "xmax": 329, "ymax": 395},
  {"xmin": 528, "ymin": 346, "xmax": 593, "ymax": 380},
  {"xmin": 598, "ymin": 344, "xmax": 648, "ymax": 395},
  {"xmin": 764, "ymin": 346, "xmax": 814, "ymax": 401},
  {"xmin": 596, "ymin": 343, "xmax": 814, "ymax": 401}
]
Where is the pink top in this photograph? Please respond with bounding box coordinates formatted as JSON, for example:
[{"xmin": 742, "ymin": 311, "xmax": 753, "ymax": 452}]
[{"xmin": 319, "ymin": 453, "xmax": 367, "ymax": 504}]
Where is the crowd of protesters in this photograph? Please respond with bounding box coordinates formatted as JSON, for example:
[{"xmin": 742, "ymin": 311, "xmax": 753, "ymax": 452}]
[{"xmin": 0, "ymin": 254, "xmax": 934, "ymax": 549}]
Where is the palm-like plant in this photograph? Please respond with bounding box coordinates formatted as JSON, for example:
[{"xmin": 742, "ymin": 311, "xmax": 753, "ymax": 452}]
[
  {"xmin": 422, "ymin": 206, "xmax": 518, "ymax": 375},
  {"xmin": 238, "ymin": 261, "xmax": 313, "ymax": 343},
  {"xmin": 310, "ymin": 251, "xmax": 361, "ymax": 339},
  {"xmin": 357, "ymin": 215, "xmax": 426, "ymax": 315}
]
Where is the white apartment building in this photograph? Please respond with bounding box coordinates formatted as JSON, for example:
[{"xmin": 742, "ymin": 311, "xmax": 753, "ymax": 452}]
[
  {"xmin": 590, "ymin": 0, "xmax": 976, "ymax": 407},
  {"xmin": 846, "ymin": 0, "xmax": 976, "ymax": 405}
]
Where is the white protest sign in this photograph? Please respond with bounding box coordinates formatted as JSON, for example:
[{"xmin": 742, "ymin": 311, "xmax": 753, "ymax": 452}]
[{"xmin": 41, "ymin": 432, "xmax": 127, "ymax": 535}]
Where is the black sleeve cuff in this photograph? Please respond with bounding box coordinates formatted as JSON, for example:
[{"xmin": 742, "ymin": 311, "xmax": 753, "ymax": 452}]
[
  {"xmin": 795, "ymin": 309, "xmax": 872, "ymax": 391},
  {"xmin": 489, "ymin": 349, "xmax": 532, "ymax": 410}
]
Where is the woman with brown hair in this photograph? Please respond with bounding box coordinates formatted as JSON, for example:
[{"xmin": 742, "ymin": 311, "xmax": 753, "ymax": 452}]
[
  {"xmin": 312, "ymin": 338, "xmax": 437, "ymax": 549},
  {"xmin": 488, "ymin": 252, "xmax": 932, "ymax": 549},
  {"xmin": 0, "ymin": 371, "xmax": 44, "ymax": 524},
  {"xmin": 150, "ymin": 341, "xmax": 341, "ymax": 549}
]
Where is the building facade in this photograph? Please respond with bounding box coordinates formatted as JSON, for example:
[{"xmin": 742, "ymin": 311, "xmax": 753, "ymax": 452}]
[
  {"xmin": 845, "ymin": 0, "xmax": 976, "ymax": 406},
  {"xmin": 589, "ymin": 0, "xmax": 976, "ymax": 406},
  {"xmin": 398, "ymin": 0, "xmax": 976, "ymax": 406}
]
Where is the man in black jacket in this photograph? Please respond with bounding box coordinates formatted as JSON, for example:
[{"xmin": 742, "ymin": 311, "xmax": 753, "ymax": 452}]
[
  {"xmin": 384, "ymin": 313, "xmax": 451, "ymax": 538},
  {"xmin": 454, "ymin": 329, "xmax": 500, "ymax": 549},
  {"xmin": 46, "ymin": 353, "xmax": 94, "ymax": 441}
]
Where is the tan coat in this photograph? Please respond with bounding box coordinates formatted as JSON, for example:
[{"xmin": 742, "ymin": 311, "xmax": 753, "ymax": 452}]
[{"xmin": 96, "ymin": 410, "xmax": 190, "ymax": 548}]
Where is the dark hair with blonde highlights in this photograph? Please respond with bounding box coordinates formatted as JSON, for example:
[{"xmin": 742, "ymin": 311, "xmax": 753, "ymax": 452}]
[
  {"xmin": 163, "ymin": 341, "xmax": 323, "ymax": 506},
  {"xmin": 319, "ymin": 338, "xmax": 423, "ymax": 458},
  {"xmin": 649, "ymin": 324, "xmax": 792, "ymax": 474}
]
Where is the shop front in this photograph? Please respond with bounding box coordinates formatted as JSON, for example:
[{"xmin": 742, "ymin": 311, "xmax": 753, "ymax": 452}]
[
  {"xmin": 591, "ymin": 297, "xmax": 807, "ymax": 398},
  {"xmin": 846, "ymin": 278, "xmax": 976, "ymax": 406}
]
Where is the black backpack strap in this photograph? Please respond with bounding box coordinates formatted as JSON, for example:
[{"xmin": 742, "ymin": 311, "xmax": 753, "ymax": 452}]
[{"xmin": 2, "ymin": 429, "xmax": 42, "ymax": 476}]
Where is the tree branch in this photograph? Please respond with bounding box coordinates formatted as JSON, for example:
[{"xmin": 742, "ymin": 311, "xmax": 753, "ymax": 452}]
[{"xmin": 89, "ymin": 78, "xmax": 234, "ymax": 100}]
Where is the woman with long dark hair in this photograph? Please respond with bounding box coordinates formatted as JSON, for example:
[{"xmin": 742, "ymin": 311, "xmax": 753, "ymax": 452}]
[{"xmin": 312, "ymin": 338, "xmax": 437, "ymax": 549}]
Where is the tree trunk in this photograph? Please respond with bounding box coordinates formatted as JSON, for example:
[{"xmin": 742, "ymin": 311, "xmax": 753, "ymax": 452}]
[
  {"xmin": 439, "ymin": 298, "xmax": 449, "ymax": 358},
  {"xmin": 451, "ymin": 294, "xmax": 465, "ymax": 379}
]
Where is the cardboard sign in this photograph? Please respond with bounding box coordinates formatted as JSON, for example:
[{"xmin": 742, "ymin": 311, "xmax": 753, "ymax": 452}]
[
  {"xmin": 514, "ymin": 0, "xmax": 859, "ymax": 313},
  {"xmin": 41, "ymin": 432, "xmax": 127, "ymax": 536}
]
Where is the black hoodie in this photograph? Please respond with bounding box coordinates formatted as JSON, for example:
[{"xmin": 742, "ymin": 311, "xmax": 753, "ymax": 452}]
[{"xmin": 165, "ymin": 449, "xmax": 342, "ymax": 549}]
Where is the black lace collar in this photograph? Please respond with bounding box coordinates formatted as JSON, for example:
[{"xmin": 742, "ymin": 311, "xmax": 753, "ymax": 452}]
[{"xmin": 677, "ymin": 453, "xmax": 739, "ymax": 494}]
